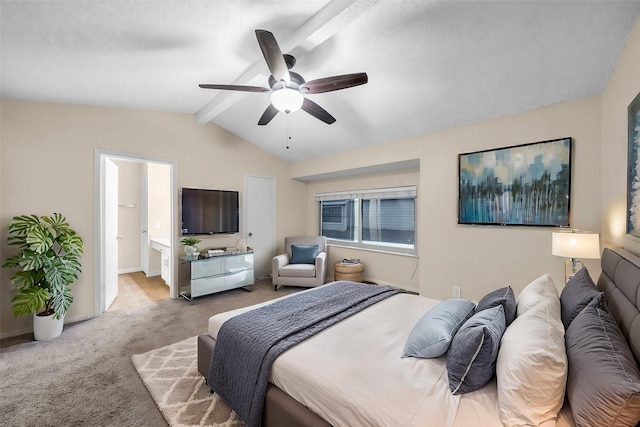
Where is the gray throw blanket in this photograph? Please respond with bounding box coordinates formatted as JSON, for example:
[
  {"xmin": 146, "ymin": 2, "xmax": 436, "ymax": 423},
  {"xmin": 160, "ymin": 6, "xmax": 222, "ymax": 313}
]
[{"xmin": 208, "ymin": 281, "xmax": 399, "ymax": 427}]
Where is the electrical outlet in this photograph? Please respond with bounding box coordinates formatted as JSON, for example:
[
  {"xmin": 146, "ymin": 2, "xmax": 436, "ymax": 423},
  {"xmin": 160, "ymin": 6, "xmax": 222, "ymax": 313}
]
[{"xmin": 452, "ymin": 286, "xmax": 461, "ymax": 298}]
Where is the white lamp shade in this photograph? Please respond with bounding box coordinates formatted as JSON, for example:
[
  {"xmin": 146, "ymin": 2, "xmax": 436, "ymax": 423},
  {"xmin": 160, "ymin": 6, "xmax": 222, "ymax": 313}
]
[
  {"xmin": 552, "ymin": 232, "xmax": 600, "ymax": 259},
  {"xmin": 270, "ymin": 88, "xmax": 304, "ymax": 113}
]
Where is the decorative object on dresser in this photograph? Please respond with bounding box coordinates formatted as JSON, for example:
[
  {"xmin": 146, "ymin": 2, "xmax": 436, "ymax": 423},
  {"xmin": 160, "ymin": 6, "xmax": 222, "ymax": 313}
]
[
  {"xmin": 179, "ymin": 250, "xmax": 254, "ymax": 300},
  {"xmin": 272, "ymin": 236, "xmax": 327, "ymax": 291},
  {"xmin": 180, "ymin": 236, "xmax": 201, "ymax": 259},
  {"xmin": 458, "ymin": 137, "xmax": 572, "ymax": 227},
  {"xmin": 2, "ymin": 213, "xmax": 84, "ymax": 341},
  {"xmin": 551, "ymin": 230, "xmax": 600, "ymax": 283}
]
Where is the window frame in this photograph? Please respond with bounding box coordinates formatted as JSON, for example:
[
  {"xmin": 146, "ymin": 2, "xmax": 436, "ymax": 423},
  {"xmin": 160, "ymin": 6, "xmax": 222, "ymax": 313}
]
[{"xmin": 316, "ymin": 186, "xmax": 417, "ymax": 256}]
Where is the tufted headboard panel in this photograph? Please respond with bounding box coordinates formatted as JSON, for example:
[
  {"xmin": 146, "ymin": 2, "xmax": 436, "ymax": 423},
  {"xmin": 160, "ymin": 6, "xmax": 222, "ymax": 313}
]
[{"xmin": 597, "ymin": 247, "xmax": 640, "ymax": 365}]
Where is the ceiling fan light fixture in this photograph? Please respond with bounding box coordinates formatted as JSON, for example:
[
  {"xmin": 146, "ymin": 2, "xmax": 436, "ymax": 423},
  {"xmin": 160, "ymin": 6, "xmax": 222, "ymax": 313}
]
[{"xmin": 270, "ymin": 88, "xmax": 303, "ymax": 113}]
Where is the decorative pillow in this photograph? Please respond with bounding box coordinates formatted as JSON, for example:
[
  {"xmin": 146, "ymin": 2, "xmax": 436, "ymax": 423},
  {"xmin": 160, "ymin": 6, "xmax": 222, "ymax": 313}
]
[
  {"xmin": 446, "ymin": 305, "xmax": 506, "ymax": 395},
  {"xmin": 559, "ymin": 267, "xmax": 602, "ymax": 330},
  {"xmin": 497, "ymin": 299, "xmax": 567, "ymax": 427},
  {"xmin": 477, "ymin": 286, "xmax": 516, "ymax": 326},
  {"xmin": 516, "ymin": 273, "xmax": 559, "ymax": 316},
  {"xmin": 402, "ymin": 298, "xmax": 476, "ymax": 359},
  {"xmin": 565, "ymin": 299, "xmax": 640, "ymax": 427},
  {"xmin": 290, "ymin": 245, "xmax": 319, "ymax": 264}
]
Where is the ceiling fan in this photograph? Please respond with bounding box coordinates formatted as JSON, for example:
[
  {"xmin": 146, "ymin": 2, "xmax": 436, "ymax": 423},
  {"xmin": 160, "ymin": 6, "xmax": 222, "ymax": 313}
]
[{"xmin": 199, "ymin": 29, "xmax": 368, "ymax": 126}]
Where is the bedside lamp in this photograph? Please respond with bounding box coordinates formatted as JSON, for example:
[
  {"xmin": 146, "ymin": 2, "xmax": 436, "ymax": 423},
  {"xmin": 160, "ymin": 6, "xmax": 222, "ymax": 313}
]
[{"xmin": 552, "ymin": 230, "xmax": 601, "ymax": 283}]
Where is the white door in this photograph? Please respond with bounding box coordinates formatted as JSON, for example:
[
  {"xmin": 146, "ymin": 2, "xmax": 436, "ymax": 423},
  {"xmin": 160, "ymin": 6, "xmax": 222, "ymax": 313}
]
[
  {"xmin": 140, "ymin": 174, "xmax": 149, "ymax": 275},
  {"xmin": 245, "ymin": 175, "xmax": 275, "ymax": 279},
  {"xmin": 105, "ymin": 158, "xmax": 119, "ymax": 310}
]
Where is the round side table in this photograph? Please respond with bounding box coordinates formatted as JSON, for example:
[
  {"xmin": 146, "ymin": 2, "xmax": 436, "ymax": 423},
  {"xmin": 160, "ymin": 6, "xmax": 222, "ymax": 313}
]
[{"xmin": 334, "ymin": 261, "xmax": 364, "ymax": 282}]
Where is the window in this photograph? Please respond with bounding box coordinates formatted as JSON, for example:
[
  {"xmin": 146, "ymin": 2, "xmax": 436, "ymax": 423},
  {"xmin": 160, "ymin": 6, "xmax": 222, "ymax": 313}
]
[{"xmin": 317, "ymin": 186, "xmax": 416, "ymax": 255}]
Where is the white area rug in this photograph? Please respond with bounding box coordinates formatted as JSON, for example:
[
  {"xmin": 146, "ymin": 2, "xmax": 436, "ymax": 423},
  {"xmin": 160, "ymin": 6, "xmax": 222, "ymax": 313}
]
[{"xmin": 132, "ymin": 336, "xmax": 245, "ymax": 427}]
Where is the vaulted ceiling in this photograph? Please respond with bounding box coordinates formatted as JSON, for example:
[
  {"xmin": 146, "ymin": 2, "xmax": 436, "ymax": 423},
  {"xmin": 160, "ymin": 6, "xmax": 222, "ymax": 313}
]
[{"xmin": 2, "ymin": 1, "xmax": 639, "ymax": 163}]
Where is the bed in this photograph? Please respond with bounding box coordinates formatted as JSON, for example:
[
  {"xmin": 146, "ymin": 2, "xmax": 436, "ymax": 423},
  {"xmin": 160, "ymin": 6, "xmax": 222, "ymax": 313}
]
[{"xmin": 197, "ymin": 247, "xmax": 640, "ymax": 427}]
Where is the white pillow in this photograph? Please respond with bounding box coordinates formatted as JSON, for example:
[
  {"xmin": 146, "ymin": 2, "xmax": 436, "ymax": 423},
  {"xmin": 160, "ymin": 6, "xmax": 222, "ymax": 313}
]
[
  {"xmin": 517, "ymin": 273, "xmax": 559, "ymax": 316},
  {"xmin": 497, "ymin": 299, "xmax": 567, "ymax": 427}
]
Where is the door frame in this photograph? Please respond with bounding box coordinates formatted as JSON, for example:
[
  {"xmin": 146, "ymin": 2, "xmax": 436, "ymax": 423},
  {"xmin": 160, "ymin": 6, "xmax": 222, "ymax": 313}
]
[{"xmin": 94, "ymin": 150, "xmax": 178, "ymax": 316}]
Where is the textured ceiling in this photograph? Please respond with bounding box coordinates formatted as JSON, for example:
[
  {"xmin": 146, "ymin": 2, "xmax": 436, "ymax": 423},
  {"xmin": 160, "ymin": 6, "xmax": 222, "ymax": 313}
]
[{"xmin": 2, "ymin": 1, "xmax": 640, "ymax": 163}]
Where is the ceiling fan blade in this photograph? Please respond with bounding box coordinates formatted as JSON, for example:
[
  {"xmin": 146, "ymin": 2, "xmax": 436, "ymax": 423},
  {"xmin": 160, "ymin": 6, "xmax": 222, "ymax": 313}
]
[
  {"xmin": 258, "ymin": 104, "xmax": 279, "ymax": 126},
  {"xmin": 199, "ymin": 84, "xmax": 270, "ymax": 93},
  {"xmin": 301, "ymin": 98, "xmax": 336, "ymax": 124},
  {"xmin": 300, "ymin": 72, "xmax": 368, "ymax": 94},
  {"xmin": 255, "ymin": 29, "xmax": 290, "ymax": 86}
]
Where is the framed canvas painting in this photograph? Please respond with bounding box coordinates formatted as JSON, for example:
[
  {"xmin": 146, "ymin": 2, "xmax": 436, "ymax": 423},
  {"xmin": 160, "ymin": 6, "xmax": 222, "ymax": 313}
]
[
  {"xmin": 628, "ymin": 91, "xmax": 640, "ymax": 237},
  {"xmin": 458, "ymin": 137, "xmax": 572, "ymax": 227}
]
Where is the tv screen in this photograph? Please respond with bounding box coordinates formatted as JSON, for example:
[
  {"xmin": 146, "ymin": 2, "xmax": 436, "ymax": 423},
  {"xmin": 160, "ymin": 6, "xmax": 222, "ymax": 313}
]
[{"xmin": 181, "ymin": 188, "xmax": 239, "ymax": 235}]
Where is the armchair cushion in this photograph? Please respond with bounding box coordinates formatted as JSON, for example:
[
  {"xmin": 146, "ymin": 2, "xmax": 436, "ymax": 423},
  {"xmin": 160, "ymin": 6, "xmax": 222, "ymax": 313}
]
[
  {"xmin": 279, "ymin": 264, "xmax": 317, "ymax": 278},
  {"xmin": 290, "ymin": 245, "xmax": 319, "ymax": 264}
]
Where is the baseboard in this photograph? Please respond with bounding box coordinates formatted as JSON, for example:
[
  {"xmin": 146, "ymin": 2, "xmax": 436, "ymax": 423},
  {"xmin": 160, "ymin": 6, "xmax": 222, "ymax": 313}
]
[
  {"xmin": 118, "ymin": 267, "xmax": 142, "ymax": 274},
  {"xmin": 0, "ymin": 313, "xmax": 97, "ymax": 340},
  {"xmin": 146, "ymin": 270, "xmax": 161, "ymax": 277}
]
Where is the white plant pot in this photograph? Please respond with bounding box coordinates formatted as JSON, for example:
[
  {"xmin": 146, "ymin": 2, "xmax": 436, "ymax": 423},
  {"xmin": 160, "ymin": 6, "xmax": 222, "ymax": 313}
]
[{"xmin": 33, "ymin": 312, "xmax": 64, "ymax": 341}]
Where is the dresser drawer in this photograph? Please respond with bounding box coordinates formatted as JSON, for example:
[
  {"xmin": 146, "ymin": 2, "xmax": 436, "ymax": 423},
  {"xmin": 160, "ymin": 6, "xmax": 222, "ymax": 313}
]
[
  {"xmin": 191, "ymin": 275, "xmax": 226, "ymax": 298},
  {"xmin": 191, "ymin": 257, "xmax": 224, "ymax": 279}
]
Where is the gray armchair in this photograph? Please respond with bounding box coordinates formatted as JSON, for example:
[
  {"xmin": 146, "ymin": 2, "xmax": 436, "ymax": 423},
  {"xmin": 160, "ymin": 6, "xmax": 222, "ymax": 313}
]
[{"xmin": 272, "ymin": 236, "xmax": 327, "ymax": 291}]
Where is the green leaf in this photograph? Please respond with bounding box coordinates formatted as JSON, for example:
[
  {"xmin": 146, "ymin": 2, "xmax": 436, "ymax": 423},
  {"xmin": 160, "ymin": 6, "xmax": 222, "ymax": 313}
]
[
  {"xmin": 2, "ymin": 254, "xmax": 23, "ymax": 269},
  {"xmin": 7, "ymin": 215, "xmax": 40, "ymax": 236},
  {"xmin": 11, "ymin": 286, "xmax": 49, "ymax": 317},
  {"xmin": 10, "ymin": 270, "xmax": 39, "ymax": 289},
  {"xmin": 50, "ymin": 288, "xmax": 73, "ymax": 319},
  {"xmin": 26, "ymin": 225, "xmax": 54, "ymax": 254}
]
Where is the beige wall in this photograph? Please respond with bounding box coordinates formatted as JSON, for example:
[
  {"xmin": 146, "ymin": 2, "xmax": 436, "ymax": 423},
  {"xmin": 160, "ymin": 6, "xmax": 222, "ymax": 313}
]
[
  {"xmin": 601, "ymin": 17, "xmax": 640, "ymax": 255},
  {"xmin": 113, "ymin": 159, "xmax": 142, "ymax": 272},
  {"xmin": 0, "ymin": 100, "xmax": 307, "ymax": 337},
  {"xmin": 305, "ymin": 168, "xmax": 420, "ymax": 291},
  {"xmin": 146, "ymin": 162, "xmax": 171, "ymax": 275},
  {"xmin": 298, "ymin": 96, "xmax": 602, "ymax": 301}
]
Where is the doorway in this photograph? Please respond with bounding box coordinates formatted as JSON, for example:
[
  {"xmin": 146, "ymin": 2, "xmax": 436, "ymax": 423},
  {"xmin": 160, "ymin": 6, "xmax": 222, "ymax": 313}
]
[{"xmin": 95, "ymin": 151, "xmax": 176, "ymax": 316}]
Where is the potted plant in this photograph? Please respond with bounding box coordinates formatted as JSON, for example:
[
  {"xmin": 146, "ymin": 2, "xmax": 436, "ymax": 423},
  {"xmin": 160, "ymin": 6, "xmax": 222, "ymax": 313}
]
[
  {"xmin": 180, "ymin": 236, "xmax": 201, "ymax": 258},
  {"xmin": 2, "ymin": 213, "xmax": 83, "ymax": 340}
]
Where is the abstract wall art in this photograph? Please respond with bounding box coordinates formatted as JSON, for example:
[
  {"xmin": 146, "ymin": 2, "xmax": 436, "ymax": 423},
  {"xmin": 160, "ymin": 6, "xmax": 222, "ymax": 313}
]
[{"xmin": 458, "ymin": 137, "xmax": 572, "ymax": 227}]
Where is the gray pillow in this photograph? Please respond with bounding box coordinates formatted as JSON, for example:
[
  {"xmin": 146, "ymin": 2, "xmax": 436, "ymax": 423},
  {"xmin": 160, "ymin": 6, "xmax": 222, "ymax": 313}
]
[
  {"xmin": 402, "ymin": 298, "xmax": 476, "ymax": 359},
  {"xmin": 566, "ymin": 299, "xmax": 640, "ymax": 427},
  {"xmin": 446, "ymin": 305, "xmax": 506, "ymax": 395},
  {"xmin": 559, "ymin": 267, "xmax": 602, "ymax": 330},
  {"xmin": 476, "ymin": 286, "xmax": 516, "ymax": 326}
]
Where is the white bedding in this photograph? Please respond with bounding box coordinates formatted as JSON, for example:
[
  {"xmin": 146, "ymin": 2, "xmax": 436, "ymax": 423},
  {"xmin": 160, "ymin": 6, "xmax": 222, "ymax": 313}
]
[{"xmin": 207, "ymin": 289, "xmax": 575, "ymax": 427}]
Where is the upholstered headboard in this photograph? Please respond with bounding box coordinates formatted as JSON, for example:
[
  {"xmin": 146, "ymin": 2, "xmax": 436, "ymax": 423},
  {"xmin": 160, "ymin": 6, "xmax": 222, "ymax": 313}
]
[{"xmin": 597, "ymin": 247, "xmax": 640, "ymax": 365}]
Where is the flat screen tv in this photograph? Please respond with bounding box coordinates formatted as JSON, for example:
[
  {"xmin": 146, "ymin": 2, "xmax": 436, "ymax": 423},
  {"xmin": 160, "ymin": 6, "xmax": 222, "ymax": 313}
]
[{"xmin": 181, "ymin": 188, "xmax": 239, "ymax": 235}]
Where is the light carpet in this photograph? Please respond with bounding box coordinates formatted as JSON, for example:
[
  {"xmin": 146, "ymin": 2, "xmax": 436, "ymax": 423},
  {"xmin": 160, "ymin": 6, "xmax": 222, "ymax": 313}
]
[{"xmin": 132, "ymin": 336, "xmax": 245, "ymax": 427}]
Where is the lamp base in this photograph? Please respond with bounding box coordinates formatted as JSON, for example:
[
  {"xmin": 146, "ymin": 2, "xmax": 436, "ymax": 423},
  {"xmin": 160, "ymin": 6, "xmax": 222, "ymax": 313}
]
[{"xmin": 564, "ymin": 259, "xmax": 583, "ymax": 283}]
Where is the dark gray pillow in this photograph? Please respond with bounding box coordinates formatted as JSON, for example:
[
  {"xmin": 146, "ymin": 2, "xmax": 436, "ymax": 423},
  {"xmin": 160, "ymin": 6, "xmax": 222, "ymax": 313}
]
[
  {"xmin": 559, "ymin": 267, "xmax": 602, "ymax": 330},
  {"xmin": 290, "ymin": 245, "xmax": 319, "ymax": 264},
  {"xmin": 446, "ymin": 305, "xmax": 506, "ymax": 395},
  {"xmin": 566, "ymin": 299, "xmax": 640, "ymax": 427},
  {"xmin": 476, "ymin": 286, "xmax": 516, "ymax": 326},
  {"xmin": 402, "ymin": 298, "xmax": 476, "ymax": 359}
]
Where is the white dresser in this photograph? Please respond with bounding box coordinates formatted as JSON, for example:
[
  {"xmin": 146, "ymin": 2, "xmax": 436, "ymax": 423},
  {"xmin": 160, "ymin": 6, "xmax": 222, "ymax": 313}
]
[{"xmin": 178, "ymin": 250, "xmax": 254, "ymax": 299}]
